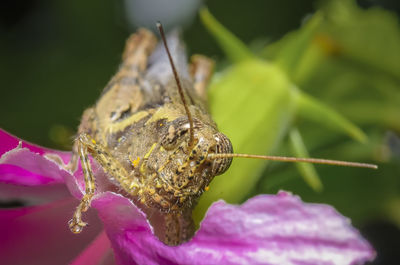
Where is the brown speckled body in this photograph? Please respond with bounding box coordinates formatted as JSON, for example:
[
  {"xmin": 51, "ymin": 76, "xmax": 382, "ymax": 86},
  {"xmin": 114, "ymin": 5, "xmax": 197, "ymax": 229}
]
[{"xmin": 64, "ymin": 29, "xmax": 233, "ymax": 245}]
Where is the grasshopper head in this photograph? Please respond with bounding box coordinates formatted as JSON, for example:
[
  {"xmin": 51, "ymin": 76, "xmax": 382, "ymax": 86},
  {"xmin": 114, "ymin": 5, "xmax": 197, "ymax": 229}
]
[
  {"xmin": 146, "ymin": 23, "xmax": 233, "ymax": 213},
  {"xmin": 144, "ymin": 118, "xmax": 232, "ymax": 212}
]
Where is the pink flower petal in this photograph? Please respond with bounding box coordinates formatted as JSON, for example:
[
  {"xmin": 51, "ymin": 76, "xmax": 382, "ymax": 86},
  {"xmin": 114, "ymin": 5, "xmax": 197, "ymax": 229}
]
[
  {"xmin": 0, "ymin": 197, "xmax": 103, "ymax": 265},
  {"xmin": 0, "ymin": 136, "xmax": 70, "ymax": 186},
  {"xmin": 0, "ymin": 144, "xmax": 75, "ymax": 203},
  {"xmin": 0, "ymin": 129, "xmax": 107, "ymax": 202},
  {"xmin": 69, "ymin": 231, "xmax": 116, "ymax": 265},
  {"xmin": 0, "ymin": 129, "xmax": 73, "ymax": 187},
  {"xmin": 0, "ymin": 182, "xmax": 71, "ymax": 205},
  {"xmin": 92, "ymin": 191, "xmax": 375, "ymax": 265},
  {"xmin": 0, "ymin": 128, "xmax": 70, "ymax": 162},
  {"xmin": 0, "ymin": 164, "xmax": 59, "ymax": 185}
]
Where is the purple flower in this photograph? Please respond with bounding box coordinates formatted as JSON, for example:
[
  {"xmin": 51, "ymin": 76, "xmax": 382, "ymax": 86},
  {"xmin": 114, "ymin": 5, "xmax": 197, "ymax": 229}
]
[{"xmin": 0, "ymin": 128, "xmax": 375, "ymax": 265}]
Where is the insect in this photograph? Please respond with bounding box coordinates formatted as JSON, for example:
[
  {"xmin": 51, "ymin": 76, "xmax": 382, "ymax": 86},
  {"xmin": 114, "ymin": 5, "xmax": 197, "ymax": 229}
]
[{"xmin": 54, "ymin": 24, "xmax": 376, "ymax": 245}]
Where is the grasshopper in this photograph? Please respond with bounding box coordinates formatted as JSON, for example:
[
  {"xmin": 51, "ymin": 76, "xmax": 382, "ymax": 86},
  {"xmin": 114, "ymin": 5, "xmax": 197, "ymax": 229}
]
[{"xmin": 54, "ymin": 24, "xmax": 376, "ymax": 245}]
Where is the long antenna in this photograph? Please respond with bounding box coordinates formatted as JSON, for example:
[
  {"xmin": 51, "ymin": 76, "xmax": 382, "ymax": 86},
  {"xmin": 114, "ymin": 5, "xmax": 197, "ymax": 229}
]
[
  {"xmin": 157, "ymin": 22, "xmax": 195, "ymax": 147},
  {"xmin": 208, "ymin": 153, "xmax": 378, "ymax": 169}
]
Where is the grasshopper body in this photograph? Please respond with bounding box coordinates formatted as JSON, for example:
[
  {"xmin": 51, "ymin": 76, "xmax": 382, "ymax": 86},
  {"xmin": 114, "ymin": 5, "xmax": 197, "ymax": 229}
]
[{"xmin": 66, "ymin": 29, "xmax": 232, "ymax": 245}]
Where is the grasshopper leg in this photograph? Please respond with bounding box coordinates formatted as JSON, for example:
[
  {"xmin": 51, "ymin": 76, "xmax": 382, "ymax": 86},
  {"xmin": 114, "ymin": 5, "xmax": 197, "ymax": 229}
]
[
  {"xmin": 189, "ymin": 55, "xmax": 215, "ymax": 101},
  {"xmin": 69, "ymin": 133, "xmax": 142, "ymax": 233},
  {"xmin": 122, "ymin": 29, "xmax": 157, "ymax": 71},
  {"xmin": 44, "ymin": 108, "xmax": 96, "ymax": 173},
  {"xmin": 68, "ymin": 136, "xmax": 96, "ymax": 233}
]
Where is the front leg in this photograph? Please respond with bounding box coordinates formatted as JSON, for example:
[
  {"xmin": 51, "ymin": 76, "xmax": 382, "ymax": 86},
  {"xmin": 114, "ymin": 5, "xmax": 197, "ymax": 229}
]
[
  {"xmin": 68, "ymin": 135, "xmax": 96, "ymax": 233},
  {"xmin": 45, "ymin": 107, "xmax": 96, "ymax": 173},
  {"xmin": 69, "ymin": 133, "xmax": 142, "ymax": 233}
]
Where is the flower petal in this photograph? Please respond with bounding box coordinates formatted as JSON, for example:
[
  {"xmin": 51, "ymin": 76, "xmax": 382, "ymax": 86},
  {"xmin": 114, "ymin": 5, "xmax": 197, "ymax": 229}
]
[
  {"xmin": 0, "ymin": 129, "xmax": 73, "ymax": 187},
  {"xmin": 0, "ymin": 129, "xmax": 112, "ymax": 202},
  {"xmin": 0, "ymin": 129, "xmax": 85, "ymax": 203},
  {"xmin": 0, "ymin": 182, "xmax": 71, "ymax": 205},
  {"xmin": 0, "ymin": 164, "xmax": 60, "ymax": 185},
  {"xmin": 0, "ymin": 197, "xmax": 103, "ymax": 265},
  {"xmin": 0, "ymin": 128, "xmax": 70, "ymax": 162},
  {"xmin": 93, "ymin": 191, "xmax": 375, "ymax": 265},
  {"xmin": 69, "ymin": 231, "xmax": 116, "ymax": 265},
  {"xmin": 0, "ymin": 145, "xmax": 74, "ymax": 203}
]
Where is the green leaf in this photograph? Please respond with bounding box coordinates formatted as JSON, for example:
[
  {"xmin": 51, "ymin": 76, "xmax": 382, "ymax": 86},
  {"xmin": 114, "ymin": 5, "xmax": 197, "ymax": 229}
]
[
  {"xmin": 289, "ymin": 128, "xmax": 323, "ymax": 192},
  {"xmin": 199, "ymin": 8, "xmax": 255, "ymax": 63},
  {"xmin": 255, "ymin": 0, "xmax": 400, "ymax": 227},
  {"xmin": 193, "ymin": 59, "xmax": 298, "ymax": 223},
  {"xmin": 196, "ymin": 0, "xmax": 399, "ymax": 230},
  {"xmin": 194, "ymin": 8, "xmax": 303, "ymax": 224},
  {"xmin": 297, "ymin": 92, "xmax": 367, "ymax": 143},
  {"xmin": 273, "ymin": 12, "xmax": 323, "ymax": 77}
]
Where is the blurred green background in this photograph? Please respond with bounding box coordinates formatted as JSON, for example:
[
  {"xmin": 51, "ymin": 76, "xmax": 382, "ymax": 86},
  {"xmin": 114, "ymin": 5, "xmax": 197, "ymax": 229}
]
[{"xmin": 1, "ymin": 0, "xmax": 399, "ymax": 264}]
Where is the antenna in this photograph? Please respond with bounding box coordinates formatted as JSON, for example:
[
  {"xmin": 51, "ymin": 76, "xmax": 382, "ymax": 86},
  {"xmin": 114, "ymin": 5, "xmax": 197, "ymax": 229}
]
[
  {"xmin": 157, "ymin": 22, "xmax": 195, "ymax": 148},
  {"xmin": 208, "ymin": 153, "xmax": 378, "ymax": 169}
]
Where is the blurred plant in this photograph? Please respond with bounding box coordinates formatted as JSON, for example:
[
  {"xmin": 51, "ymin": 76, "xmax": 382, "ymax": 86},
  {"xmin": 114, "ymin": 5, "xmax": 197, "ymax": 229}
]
[
  {"xmin": 194, "ymin": 0, "xmax": 400, "ymax": 234},
  {"xmin": 194, "ymin": 4, "xmax": 370, "ymax": 221},
  {"xmin": 259, "ymin": 0, "xmax": 400, "ymax": 229}
]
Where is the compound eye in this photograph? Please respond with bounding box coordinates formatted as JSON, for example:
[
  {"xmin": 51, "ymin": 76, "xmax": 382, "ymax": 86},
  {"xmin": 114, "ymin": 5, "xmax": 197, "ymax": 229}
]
[{"xmin": 211, "ymin": 133, "xmax": 233, "ymax": 176}]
